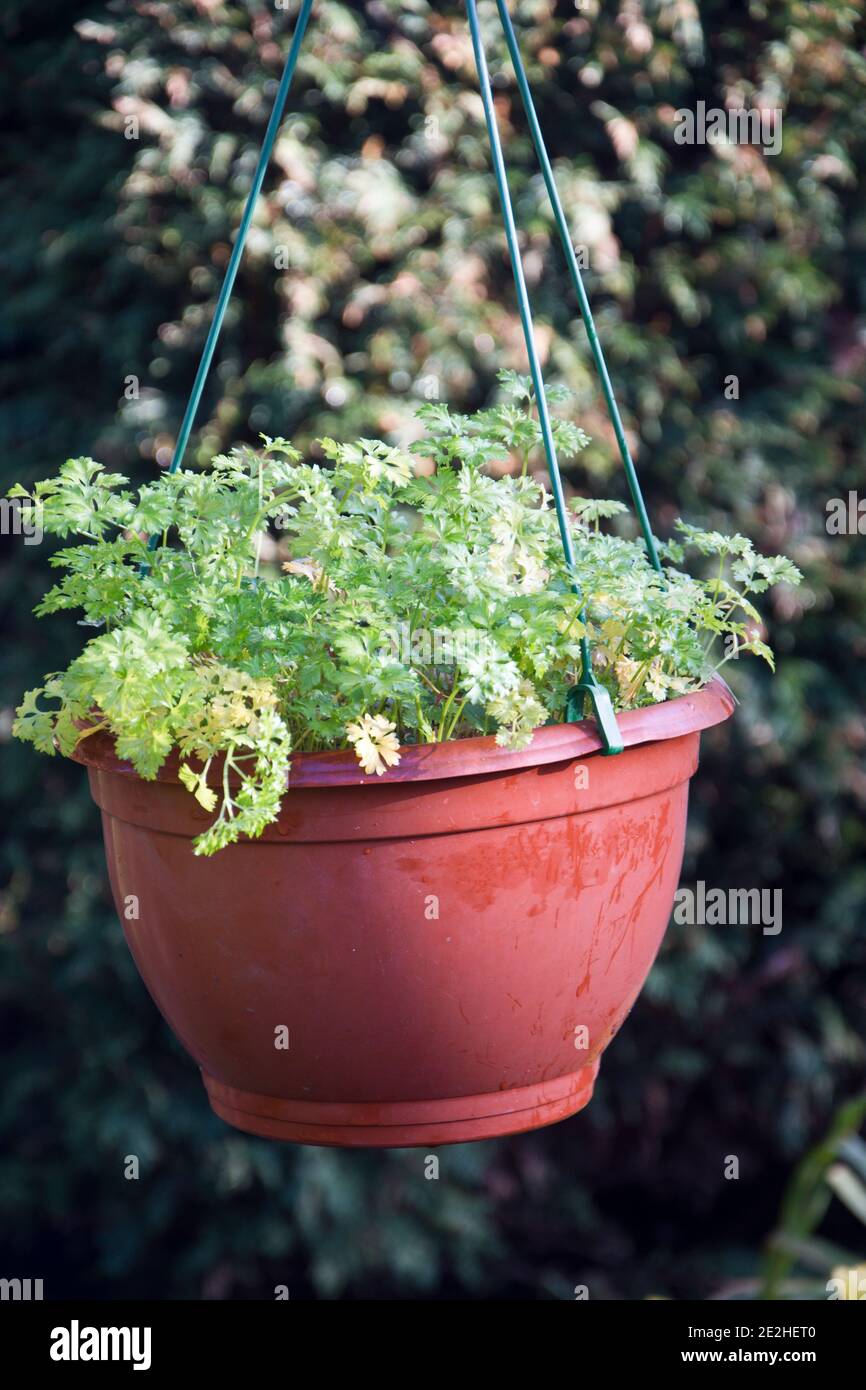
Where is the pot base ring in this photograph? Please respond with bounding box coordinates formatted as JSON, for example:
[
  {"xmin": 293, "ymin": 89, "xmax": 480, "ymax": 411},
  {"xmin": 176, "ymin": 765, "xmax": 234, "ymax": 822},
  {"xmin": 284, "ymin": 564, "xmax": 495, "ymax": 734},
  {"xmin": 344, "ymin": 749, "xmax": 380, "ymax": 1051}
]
[{"xmin": 202, "ymin": 1063, "xmax": 599, "ymax": 1147}]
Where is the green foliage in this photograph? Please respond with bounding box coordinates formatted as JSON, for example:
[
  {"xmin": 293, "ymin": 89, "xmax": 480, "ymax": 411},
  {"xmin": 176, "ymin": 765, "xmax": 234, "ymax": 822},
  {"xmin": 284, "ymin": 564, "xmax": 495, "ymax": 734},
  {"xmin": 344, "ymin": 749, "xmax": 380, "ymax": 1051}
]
[
  {"xmin": 759, "ymin": 1094, "xmax": 866, "ymax": 1301},
  {"xmin": 13, "ymin": 380, "xmax": 798, "ymax": 852},
  {"xmin": 2, "ymin": 0, "xmax": 865, "ymax": 1300}
]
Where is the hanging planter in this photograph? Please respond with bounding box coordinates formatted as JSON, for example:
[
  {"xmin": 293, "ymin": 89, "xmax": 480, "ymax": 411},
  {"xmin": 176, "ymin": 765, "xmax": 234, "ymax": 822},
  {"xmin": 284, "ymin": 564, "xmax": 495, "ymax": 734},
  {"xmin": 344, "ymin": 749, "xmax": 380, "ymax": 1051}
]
[
  {"xmin": 72, "ymin": 680, "xmax": 733, "ymax": 1146},
  {"xmin": 12, "ymin": 1, "xmax": 800, "ymax": 1145}
]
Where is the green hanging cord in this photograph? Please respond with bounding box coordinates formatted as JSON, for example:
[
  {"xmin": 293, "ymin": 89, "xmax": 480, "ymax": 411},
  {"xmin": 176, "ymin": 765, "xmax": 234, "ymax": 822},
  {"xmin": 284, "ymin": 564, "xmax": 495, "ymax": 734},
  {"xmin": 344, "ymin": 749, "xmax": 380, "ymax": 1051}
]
[
  {"xmin": 142, "ymin": 0, "xmax": 315, "ymax": 565},
  {"xmin": 464, "ymin": 0, "xmax": 622, "ymax": 752},
  {"xmin": 495, "ymin": 0, "xmax": 663, "ymax": 578}
]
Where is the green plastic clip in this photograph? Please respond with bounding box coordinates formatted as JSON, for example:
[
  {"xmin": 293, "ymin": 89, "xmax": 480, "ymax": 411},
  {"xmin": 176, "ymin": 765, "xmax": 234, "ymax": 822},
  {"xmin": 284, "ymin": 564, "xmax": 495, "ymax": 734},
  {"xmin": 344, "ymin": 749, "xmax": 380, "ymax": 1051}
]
[{"xmin": 567, "ymin": 672, "xmax": 624, "ymax": 755}]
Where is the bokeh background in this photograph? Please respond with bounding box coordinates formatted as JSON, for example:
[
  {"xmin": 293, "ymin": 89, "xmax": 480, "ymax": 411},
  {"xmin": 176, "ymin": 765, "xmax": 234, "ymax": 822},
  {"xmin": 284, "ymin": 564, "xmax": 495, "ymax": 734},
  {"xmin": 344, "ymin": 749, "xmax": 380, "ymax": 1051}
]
[{"xmin": 2, "ymin": 0, "xmax": 865, "ymax": 1299}]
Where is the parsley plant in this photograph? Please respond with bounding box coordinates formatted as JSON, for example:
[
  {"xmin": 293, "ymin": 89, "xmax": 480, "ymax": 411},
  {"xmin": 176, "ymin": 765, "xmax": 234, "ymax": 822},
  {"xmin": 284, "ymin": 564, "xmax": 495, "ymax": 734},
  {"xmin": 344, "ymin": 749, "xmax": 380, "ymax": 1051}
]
[{"xmin": 13, "ymin": 377, "xmax": 800, "ymax": 853}]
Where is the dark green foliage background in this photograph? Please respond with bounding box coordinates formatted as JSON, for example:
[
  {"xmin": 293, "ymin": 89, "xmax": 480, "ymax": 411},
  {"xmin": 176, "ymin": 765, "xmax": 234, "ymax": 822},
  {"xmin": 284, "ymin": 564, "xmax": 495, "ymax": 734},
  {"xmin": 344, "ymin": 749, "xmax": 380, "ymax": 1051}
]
[{"xmin": 1, "ymin": 0, "xmax": 864, "ymax": 1299}]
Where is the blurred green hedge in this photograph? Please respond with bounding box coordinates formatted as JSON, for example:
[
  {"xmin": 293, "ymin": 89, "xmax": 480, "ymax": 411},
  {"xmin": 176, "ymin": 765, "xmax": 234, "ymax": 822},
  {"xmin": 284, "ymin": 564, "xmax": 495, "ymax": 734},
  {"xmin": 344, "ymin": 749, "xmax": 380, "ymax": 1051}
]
[{"xmin": 1, "ymin": 0, "xmax": 865, "ymax": 1299}]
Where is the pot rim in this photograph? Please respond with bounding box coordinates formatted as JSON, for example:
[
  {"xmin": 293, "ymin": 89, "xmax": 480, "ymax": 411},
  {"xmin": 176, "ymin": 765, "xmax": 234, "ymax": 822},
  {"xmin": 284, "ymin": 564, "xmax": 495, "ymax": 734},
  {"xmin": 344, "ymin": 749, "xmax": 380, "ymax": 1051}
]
[{"xmin": 72, "ymin": 675, "xmax": 735, "ymax": 790}]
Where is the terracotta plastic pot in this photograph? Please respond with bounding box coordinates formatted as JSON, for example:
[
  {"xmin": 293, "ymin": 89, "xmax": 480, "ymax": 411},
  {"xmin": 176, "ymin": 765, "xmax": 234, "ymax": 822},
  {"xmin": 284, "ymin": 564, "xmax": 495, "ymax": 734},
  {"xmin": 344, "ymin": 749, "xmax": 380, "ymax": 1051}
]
[{"xmin": 74, "ymin": 677, "xmax": 734, "ymax": 1147}]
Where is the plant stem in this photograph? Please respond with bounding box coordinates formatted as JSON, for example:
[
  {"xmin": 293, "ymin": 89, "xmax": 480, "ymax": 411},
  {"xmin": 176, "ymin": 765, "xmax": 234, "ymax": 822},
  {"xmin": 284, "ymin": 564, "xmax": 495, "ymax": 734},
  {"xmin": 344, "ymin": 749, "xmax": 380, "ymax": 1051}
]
[{"xmin": 436, "ymin": 674, "xmax": 462, "ymax": 739}]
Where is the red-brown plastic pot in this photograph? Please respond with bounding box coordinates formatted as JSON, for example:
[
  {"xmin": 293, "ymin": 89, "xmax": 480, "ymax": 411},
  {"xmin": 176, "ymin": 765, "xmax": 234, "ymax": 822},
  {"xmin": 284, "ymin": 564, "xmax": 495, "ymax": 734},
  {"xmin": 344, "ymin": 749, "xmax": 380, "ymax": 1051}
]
[{"xmin": 74, "ymin": 678, "xmax": 734, "ymax": 1147}]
